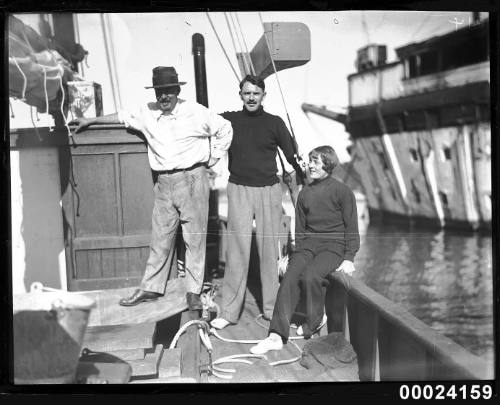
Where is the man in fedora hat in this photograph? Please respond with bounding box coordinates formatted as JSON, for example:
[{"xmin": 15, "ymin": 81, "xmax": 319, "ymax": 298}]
[{"xmin": 73, "ymin": 66, "xmax": 233, "ymax": 311}]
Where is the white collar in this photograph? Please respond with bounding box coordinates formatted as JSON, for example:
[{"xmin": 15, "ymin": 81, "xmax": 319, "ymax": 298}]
[{"xmin": 150, "ymin": 98, "xmax": 184, "ymax": 119}]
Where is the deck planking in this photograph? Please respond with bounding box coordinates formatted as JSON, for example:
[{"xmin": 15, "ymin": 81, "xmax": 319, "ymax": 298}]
[
  {"xmin": 204, "ymin": 281, "xmax": 359, "ymax": 383},
  {"xmin": 82, "ymin": 322, "xmax": 156, "ymax": 352},
  {"xmin": 82, "ymin": 278, "xmax": 187, "ymax": 327}
]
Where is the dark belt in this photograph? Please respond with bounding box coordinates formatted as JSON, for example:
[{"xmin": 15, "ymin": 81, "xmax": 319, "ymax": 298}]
[{"xmin": 155, "ymin": 162, "xmax": 206, "ymax": 175}]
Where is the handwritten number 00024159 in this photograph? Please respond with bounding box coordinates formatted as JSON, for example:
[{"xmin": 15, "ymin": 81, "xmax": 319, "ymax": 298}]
[{"xmin": 399, "ymin": 384, "xmax": 493, "ymax": 400}]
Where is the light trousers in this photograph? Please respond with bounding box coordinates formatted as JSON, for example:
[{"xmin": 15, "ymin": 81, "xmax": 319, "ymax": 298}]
[
  {"xmin": 220, "ymin": 182, "xmax": 282, "ymax": 322},
  {"xmin": 141, "ymin": 165, "xmax": 209, "ymax": 295}
]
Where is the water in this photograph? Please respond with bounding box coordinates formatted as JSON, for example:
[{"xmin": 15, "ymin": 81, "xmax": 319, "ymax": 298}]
[
  {"xmin": 218, "ymin": 189, "xmax": 495, "ymax": 367},
  {"xmin": 353, "ymin": 221, "xmax": 494, "ymax": 366}
]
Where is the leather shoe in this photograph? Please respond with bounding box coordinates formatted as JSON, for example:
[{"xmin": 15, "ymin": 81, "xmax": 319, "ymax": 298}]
[
  {"xmin": 186, "ymin": 292, "xmax": 203, "ymax": 311},
  {"xmin": 119, "ymin": 289, "xmax": 162, "ymax": 306}
]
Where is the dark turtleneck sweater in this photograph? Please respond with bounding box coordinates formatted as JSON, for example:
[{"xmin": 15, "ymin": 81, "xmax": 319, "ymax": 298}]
[
  {"xmin": 295, "ymin": 175, "xmax": 360, "ymax": 261},
  {"xmin": 221, "ymin": 106, "xmax": 301, "ymax": 187}
]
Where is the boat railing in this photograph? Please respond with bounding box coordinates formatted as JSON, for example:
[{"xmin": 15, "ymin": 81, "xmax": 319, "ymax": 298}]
[{"xmin": 325, "ymin": 272, "xmax": 492, "ymax": 381}]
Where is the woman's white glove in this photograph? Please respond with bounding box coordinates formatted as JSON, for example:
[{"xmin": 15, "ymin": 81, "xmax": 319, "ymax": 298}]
[{"xmin": 335, "ymin": 260, "xmax": 355, "ymax": 276}]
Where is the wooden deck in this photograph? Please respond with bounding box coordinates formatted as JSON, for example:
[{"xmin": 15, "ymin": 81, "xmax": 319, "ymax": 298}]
[
  {"xmin": 76, "ymin": 269, "xmax": 491, "ymax": 383},
  {"xmin": 82, "ymin": 278, "xmax": 187, "ymax": 327},
  {"xmin": 200, "ymin": 280, "xmax": 360, "ymax": 383},
  {"xmin": 76, "ymin": 274, "xmax": 359, "ymax": 383}
]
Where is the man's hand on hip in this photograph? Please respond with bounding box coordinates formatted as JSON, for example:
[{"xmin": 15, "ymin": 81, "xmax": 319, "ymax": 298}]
[{"xmin": 208, "ymin": 156, "xmax": 220, "ymax": 167}]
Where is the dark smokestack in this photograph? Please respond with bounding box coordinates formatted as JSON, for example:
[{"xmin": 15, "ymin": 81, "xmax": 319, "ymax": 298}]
[{"xmin": 192, "ymin": 33, "xmax": 208, "ymax": 107}]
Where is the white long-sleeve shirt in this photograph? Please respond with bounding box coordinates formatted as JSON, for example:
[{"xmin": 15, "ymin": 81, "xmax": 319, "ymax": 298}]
[{"xmin": 118, "ymin": 98, "xmax": 233, "ymax": 171}]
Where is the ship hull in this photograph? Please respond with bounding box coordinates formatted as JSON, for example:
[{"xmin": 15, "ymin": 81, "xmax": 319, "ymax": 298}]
[{"xmin": 351, "ymin": 122, "xmax": 491, "ymax": 230}]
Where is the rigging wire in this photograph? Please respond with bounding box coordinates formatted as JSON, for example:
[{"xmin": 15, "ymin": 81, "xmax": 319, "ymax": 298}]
[
  {"xmin": 224, "ymin": 12, "xmax": 243, "ymax": 73},
  {"xmin": 421, "ymin": 23, "xmax": 449, "ymax": 40},
  {"xmin": 257, "ymin": 12, "xmax": 303, "ymax": 207},
  {"xmin": 407, "ymin": 12, "xmax": 433, "ymax": 43},
  {"xmin": 234, "ymin": 12, "xmax": 256, "ymax": 75},
  {"xmin": 206, "ymin": 12, "xmax": 241, "ymax": 83},
  {"xmin": 229, "ymin": 12, "xmax": 250, "ymax": 76},
  {"xmin": 373, "ymin": 12, "xmax": 387, "ymax": 34},
  {"xmin": 73, "ymin": 14, "xmax": 85, "ymax": 77},
  {"xmin": 257, "ymin": 13, "xmax": 299, "ymax": 152},
  {"xmin": 361, "ymin": 11, "xmax": 371, "ymax": 44},
  {"xmin": 412, "ymin": 14, "xmax": 459, "ymax": 43},
  {"xmin": 106, "ymin": 14, "xmax": 123, "ymax": 110},
  {"xmin": 100, "ymin": 14, "xmax": 122, "ymax": 111}
]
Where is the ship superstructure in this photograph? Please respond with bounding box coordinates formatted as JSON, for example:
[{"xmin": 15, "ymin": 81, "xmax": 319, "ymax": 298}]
[{"xmin": 305, "ymin": 16, "xmax": 490, "ymax": 230}]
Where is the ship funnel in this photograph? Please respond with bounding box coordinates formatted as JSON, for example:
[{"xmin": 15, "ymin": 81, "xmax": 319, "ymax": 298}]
[{"xmin": 192, "ymin": 33, "xmax": 208, "ymax": 107}]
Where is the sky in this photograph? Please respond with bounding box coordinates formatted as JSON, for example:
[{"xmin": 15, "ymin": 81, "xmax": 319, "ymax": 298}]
[{"xmin": 10, "ymin": 10, "xmax": 486, "ymax": 166}]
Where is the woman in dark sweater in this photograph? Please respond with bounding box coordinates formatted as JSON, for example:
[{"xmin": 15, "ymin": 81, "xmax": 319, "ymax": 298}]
[{"xmin": 250, "ymin": 145, "xmax": 360, "ymax": 354}]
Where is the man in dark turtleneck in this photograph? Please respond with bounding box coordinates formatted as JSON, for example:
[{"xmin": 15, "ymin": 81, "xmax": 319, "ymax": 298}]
[{"xmin": 211, "ymin": 75, "xmax": 304, "ymax": 330}]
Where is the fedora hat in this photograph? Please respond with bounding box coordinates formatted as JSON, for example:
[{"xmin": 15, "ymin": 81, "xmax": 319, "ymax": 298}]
[{"xmin": 144, "ymin": 66, "xmax": 187, "ymax": 89}]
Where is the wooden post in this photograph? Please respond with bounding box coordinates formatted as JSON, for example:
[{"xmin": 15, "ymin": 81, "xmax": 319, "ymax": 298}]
[{"xmin": 178, "ymin": 310, "xmax": 201, "ymax": 382}]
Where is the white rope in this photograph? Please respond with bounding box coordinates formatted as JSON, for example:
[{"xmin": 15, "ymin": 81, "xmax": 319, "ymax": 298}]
[
  {"xmin": 268, "ymin": 314, "xmax": 329, "ymax": 367},
  {"xmin": 213, "ymin": 358, "xmax": 252, "ymax": 365},
  {"xmin": 211, "ymin": 353, "xmax": 267, "ymax": 380},
  {"xmin": 211, "ymin": 370, "xmax": 233, "ymax": 380},
  {"xmin": 9, "ymin": 99, "xmax": 15, "ymax": 118},
  {"xmin": 169, "ymin": 320, "xmax": 206, "ymax": 349},
  {"xmin": 213, "ymin": 354, "xmax": 267, "ymax": 365},
  {"xmin": 206, "ymin": 12, "xmax": 241, "ymax": 83},
  {"xmin": 212, "ymin": 365, "xmax": 235, "ymax": 373},
  {"xmin": 10, "ymin": 56, "xmax": 27, "ymax": 101},
  {"xmin": 58, "ymin": 74, "xmax": 71, "ymax": 137},
  {"xmin": 211, "ymin": 328, "xmax": 263, "ymax": 344},
  {"xmin": 42, "ymin": 66, "xmax": 53, "ymax": 131},
  {"xmin": 216, "ymin": 354, "xmax": 267, "ymax": 360},
  {"xmin": 269, "ymin": 340, "xmax": 303, "ymax": 367},
  {"xmin": 29, "ymin": 106, "xmax": 42, "ymax": 140},
  {"xmin": 253, "ymin": 314, "xmax": 305, "ymax": 340},
  {"xmin": 198, "ymin": 328, "xmax": 213, "ymax": 352}
]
